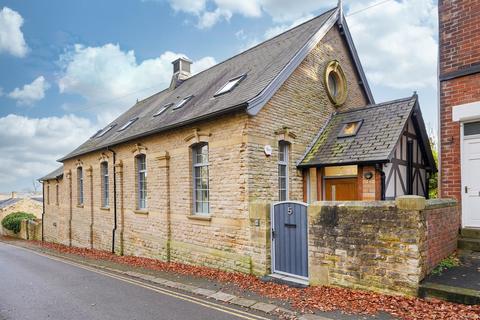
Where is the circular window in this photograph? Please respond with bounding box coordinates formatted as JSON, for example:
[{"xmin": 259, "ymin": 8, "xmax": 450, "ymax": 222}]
[{"xmin": 324, "ymin": 60, "xmax": 347, "ymax": 106}]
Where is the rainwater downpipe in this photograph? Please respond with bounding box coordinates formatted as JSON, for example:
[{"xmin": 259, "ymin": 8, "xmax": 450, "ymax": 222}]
[
  {"xmin": 107, "ymin": 147, "xmax": 117, "ymax": 254},
  {"xmin": 41, "ymin": 181, "xmax": 45, "ymax": 242}
]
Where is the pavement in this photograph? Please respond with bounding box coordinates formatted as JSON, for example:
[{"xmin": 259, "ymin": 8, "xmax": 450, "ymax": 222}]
[{"xmin": 0, "ymin": 239, "xmax": 395, "ymax": 320}]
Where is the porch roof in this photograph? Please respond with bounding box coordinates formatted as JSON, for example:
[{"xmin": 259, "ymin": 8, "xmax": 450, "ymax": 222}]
[{"xmin": 299, "ymin": 94, "xmax": 434, "ymax": 169}]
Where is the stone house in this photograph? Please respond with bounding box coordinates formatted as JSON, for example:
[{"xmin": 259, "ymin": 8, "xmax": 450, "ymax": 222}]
[
  {"xmin": 0, "ymin": 193, "xmax": 43, "ymax": 236},
  {"xmin": 439, "ymin": 0, "xmax": 480, "ymax": 232},
  {"xmin": 41, "ymin": 5, "xmax": 448, "ymax": 292}
]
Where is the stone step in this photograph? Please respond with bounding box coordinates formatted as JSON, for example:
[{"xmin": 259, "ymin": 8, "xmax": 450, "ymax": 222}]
[
  {"xmin": 461, "ymin": 228, "xmax": 480, "ymax": 239},
  {"xmin": 458, "ymin": 237, "xmax": 480, "ymax": 251},
  {"xmin": 419, "ymin": 282, "xmax": 480, "ymax": 305}
]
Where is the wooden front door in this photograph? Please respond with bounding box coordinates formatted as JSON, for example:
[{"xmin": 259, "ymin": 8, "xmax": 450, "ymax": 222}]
[{"xmin": 324, "ymin": 178, "xmax": 358, "ymax": 201}]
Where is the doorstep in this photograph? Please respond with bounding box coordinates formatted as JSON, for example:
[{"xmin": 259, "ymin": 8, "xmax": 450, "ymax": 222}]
[
  {"xmin": 419, "ymin": 250, "xmax": 480, "ymax": 305},
  {"xmin": 262, "ymin": 273, "xmax": 309, "ymax": 287}
]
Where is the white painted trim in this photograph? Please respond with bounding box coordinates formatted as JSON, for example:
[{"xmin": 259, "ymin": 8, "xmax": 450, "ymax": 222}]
[
  {"xmin": 460, "ymin": 123, "xmax": 466, "ymax": 228},
  {"xmin": 452, "ymin": 101, "xmax": 480, "ymax": 122},
  {"xmin": 247, "ymin": 9, "xmax": 339, "ymax": 116}
]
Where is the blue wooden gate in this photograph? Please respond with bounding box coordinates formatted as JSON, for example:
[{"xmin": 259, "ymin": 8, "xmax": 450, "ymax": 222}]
[{"xmin": 272, "ymin": 201, "xmax": 308, "ymax": 278}]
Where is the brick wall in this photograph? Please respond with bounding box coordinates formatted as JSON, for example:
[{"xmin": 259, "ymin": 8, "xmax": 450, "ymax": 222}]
[
  {"xmin": 308, "ymin": 197, "xmax": 458, "ymax": 296},
  {"xmin": 439, "ymin": 0, "xmax": 480, "ymax": 206},
  {"xmin": 439, "ymin": 0, "xmax": 480, "ymax": 76},
  {"xmin": 422, "ymin": 199, "xmax": 459, "ymax": 275}
]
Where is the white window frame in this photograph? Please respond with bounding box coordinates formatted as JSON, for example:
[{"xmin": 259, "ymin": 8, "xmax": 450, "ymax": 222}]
[
  {"xmin": 96, "ymin": 124, "xmax": 116, "ymax": 138},
  {"xmin": 214, "ymin": 74, "xmax": 246, "ymax": 97},
  {"xmin": 101, "ymin": 162, "xmax": 109, "ymax": 208},
  {"xmin": 192, "ymin": 143, "xmax": 210, "ymax": 215},
  {"xmin": 153, "ymin": 103, "xmax": 173, "ymax": 117},
  {"xmin": 278, "ymin": 141, "xmax": 289, "ymax": 201},
  {"xmin": 173, "ymin": 95, "xmax": 193, "ymax": 110},
  {"xmin": 118, "ymin": 118, "xmax": 138, "ymax": 132},
  {"xmin": 77, "ymin": 167, "xmax": 84, "ymax": 205},
  {"xmin": 136, "ymin": 155, "xmax": 147, "ymax": 210}
]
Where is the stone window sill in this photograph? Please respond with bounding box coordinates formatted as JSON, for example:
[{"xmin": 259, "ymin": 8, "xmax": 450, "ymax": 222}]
[
  {"xmin": 134, "ymin": 209, "xmax": 149, "ymax": 215},
  {"xmin": 100, "ymin": 207, "xmax": 110, "ymax": 211},
  {"xmin": 77, "ymin": 204, "xmax": 84, "ymax": 208},
  {"xmin": 187, "ymin": 214, "xmax": 212, "ymax": 221}
]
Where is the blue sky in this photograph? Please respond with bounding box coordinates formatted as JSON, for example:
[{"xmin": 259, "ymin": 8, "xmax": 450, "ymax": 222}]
[{"xmin": 0, "ymin": 0, "xmax": 438, "ymax": 192}]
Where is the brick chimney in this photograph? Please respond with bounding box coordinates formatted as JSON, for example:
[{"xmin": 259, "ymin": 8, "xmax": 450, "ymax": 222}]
[
  {"xmin": 170, "ymin": 57, "xmax": 192, "ymax": 90},
  {"xmin": 11, "ymin": 191, "xmax": 17, "ymax": 199}
]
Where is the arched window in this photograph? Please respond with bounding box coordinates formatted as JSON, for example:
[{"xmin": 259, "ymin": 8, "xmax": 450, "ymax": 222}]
[
  {"xmin": 101, "ymin": 162, "xmax": 109, "ymax": 208},
  {"xmin": 136, "ymin": 154, "xmax": 147, "ymax": 210},
  {"xmin": 192, "ymin": 143, "xmax": 209, "ymax": 214},
  {"xmin": 77, "ymin": 167, "xmax": 84, "ymax": 205},
  {"xmin": 278, "ymin": 141, "xmax": 289, "ymax": 201}
]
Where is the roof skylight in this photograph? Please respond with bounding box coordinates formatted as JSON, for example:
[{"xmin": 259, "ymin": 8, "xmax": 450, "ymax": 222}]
[
  {"xmin": 95, "ymin": 124, "xmax": 116, "ymax": 138},
  {"xmin": 338, "ymin": 120, "xmax": 363, "ymax": 138},
  {"xmin": 118, "ymin": 117, "xmax": 138, "ymax": 132},
  {"xmin": 153, "ymin": 103, "xmax": 173, "ymax": 117},
  {"xmin": 173, "ymin": 95, "xmax": 193, "ymax": 110},
  {"xmin": 214, "ymin": 74, "xmax": 246, "ymax": 97}
]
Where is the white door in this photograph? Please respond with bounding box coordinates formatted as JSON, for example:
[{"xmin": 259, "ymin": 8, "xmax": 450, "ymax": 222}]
[{"xmin": 463, "ymin": 134, "xmax": 480, "ymax": 227}]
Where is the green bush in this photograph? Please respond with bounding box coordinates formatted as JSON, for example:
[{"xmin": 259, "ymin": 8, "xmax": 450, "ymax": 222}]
[{"xmin": 1, "ymin": 211, "xmax": 36, "ymax": 234}]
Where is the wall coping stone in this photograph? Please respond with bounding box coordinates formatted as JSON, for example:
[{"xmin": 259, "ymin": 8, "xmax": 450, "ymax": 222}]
[
  {"xmin": 424, "ymin": 198, "xmax": 457, "ymax": 209},
  {"xmin": 396, "ymin": 196, "xmax": 426, "ymax": 211},
  {"xmin": 311, "ymin": 201, "xmax": 396, "ymax": 208}
]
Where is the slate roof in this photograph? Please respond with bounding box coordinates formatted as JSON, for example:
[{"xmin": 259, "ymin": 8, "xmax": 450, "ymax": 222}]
[
  {"xmin": 58, "ymin": 7, "xmax": 373, "ymax": 161},
  {"xmin": 0, "ymin": 198, "xmax": 21, "ymax": 209},
  {"xmin": 299, "ymin": 95, "xmax": 433, "ymax": 168},
  {"xmin": 39, "ymin": 166, "xmax": 64, "ymax": 181}
]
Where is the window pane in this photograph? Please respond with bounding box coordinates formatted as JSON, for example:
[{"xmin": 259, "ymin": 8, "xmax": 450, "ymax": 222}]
[
  {"xmin": 193, "ymin": 143, "xmax": 209, "ymax": 214},
  {"xmin": 465, "ymin": 121, "xmax": 480, "ymax": 136},
  {"xmin": 137, "ymin": 155, "xmax": 147, "ymax": 209},
  {"xmin": 278, "ymin": 142, "xmax": 288, "ymax": 201}
]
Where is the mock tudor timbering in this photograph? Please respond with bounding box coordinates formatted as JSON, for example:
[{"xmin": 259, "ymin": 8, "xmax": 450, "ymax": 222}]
[{"xmin": 40, "ymin": 4, "xmax": 438, "ymax": 285}]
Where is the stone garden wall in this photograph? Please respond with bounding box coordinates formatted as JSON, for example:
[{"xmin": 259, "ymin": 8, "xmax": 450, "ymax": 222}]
[{"xmin": 308, "ymin": 196, "xmax": 458, "ymax": 296}]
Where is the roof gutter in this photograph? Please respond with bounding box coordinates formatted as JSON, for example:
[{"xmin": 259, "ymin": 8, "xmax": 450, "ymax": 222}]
[{"xmin": 297, "ymin": 159, "xmax": 390, "ymax": 169}]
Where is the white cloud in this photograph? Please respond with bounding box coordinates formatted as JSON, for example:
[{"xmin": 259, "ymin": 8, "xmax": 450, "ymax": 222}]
[
  {"xmin": 0, "ymin": 7, "xmax": 28, "ymax": 57},
  {"xmin": 169, "ymin": 0, "xmax": 262, "ymax": 29},
  {"xmin": 0, "ymin": 114, "xmax": 95, "ymax": 191},
  {"xmin": 346, "ymin": 0, "xmax": 438, "ymax": 89},
  {"xmin": 8, "ymin": 76, "xmax": 50, "ymax": 105},
  {"xmin": 264, "ymin": 14, "xmax": 314, "ymax": 39},
  {"xmin": 168, "ymin": 0, "xmax": 206, "ymax": 14},
  {"xmin": 57, "ymin": 43, "xmax": 216, "ymax": 123}
]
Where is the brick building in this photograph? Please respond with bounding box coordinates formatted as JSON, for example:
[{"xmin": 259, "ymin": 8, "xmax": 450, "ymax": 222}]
[
  {"xmin": 439, "ymin": 0, "xmax": 480, "ymax": 228},
  {"xmin": 41, "ymin": 6, "xmax": 436, "ymax": 279}
]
